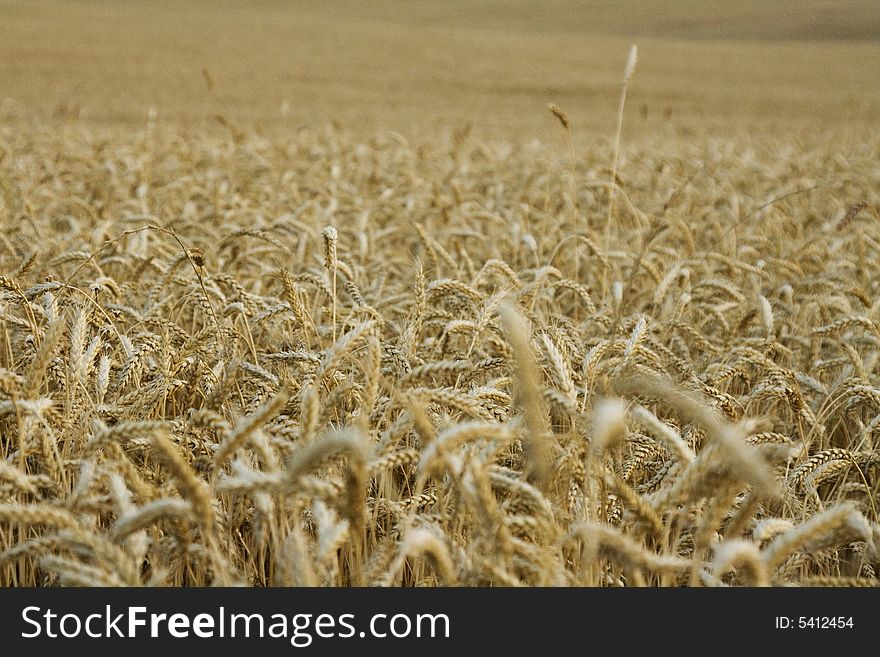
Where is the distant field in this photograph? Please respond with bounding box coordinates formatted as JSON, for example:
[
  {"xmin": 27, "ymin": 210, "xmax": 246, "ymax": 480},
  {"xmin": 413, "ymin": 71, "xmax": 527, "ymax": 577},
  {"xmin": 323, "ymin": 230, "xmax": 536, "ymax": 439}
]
[
  {"xmin": 1, "ymin": 0, "xmax": 878, "ymax": 139},
  {"xmin": 1, "ymin": 2, "xmax": 879, "ymax": 588}
]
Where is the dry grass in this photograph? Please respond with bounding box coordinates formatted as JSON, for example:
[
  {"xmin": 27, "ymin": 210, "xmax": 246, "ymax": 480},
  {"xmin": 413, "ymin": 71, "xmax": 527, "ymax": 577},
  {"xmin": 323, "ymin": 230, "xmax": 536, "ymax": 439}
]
[{"xmin": 1, "ymin": 1, "xmax": 879, "ymax": 587}]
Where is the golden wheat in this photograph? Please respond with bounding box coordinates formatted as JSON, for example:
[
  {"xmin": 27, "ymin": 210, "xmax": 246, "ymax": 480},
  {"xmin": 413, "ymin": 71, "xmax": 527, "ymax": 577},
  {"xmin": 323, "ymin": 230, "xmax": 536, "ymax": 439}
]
[{"xmin": 0, "ymin": 64, "xmax": 878, "ymax": 589}]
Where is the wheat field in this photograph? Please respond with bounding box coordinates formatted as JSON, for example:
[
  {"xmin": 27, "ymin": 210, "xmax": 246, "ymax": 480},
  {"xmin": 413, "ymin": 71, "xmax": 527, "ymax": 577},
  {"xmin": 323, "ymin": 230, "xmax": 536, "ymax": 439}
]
[{"xmin": 1, "ymin": 1, "xmax": 879, "ymax": 587}]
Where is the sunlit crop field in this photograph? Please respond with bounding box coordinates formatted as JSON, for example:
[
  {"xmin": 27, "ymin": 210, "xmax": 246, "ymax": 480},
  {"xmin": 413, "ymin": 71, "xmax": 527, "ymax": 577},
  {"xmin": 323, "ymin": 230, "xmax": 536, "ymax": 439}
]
[{"xmin": 1, "ymin": 1, "xmax": 879, "ymax": 587}]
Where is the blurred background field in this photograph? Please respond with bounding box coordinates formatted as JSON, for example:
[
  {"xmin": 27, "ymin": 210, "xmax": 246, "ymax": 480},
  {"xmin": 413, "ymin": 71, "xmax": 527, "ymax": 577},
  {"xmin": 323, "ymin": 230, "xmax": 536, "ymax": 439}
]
[{"xmin": 1, "ymin": 0, "xmax": 878, "ymax": 140}]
